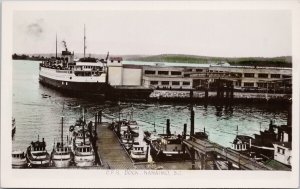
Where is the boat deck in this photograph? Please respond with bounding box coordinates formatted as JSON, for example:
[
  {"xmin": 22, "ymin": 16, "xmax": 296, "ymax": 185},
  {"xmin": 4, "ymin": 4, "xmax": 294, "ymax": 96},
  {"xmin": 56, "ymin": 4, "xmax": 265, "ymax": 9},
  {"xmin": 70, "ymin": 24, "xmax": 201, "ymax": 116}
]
[{"xmin": 96, "ymin": 122, "xmax": 134, "ymax": 169}]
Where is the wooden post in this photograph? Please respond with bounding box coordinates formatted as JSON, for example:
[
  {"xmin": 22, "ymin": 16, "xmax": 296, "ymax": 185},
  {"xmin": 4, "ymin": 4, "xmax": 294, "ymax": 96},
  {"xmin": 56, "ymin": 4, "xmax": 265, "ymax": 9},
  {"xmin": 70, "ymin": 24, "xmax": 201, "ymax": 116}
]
[
  {"xmin": 225, "ymin": 82, "xmax": 229, "ymax": 99},
  {"xmin": 205, "ymin": 88, "xmax": 208, "ymax": 99},
  {"xmin": 230, "ymin": 83, "xmax": 234, "ymax": 99},
  {"xmin": 146, "ymin": 145, "xmax": 149, "ymax": 162},
  {"xmin": 183, "ymin": 123, "xmax": 187, "ymax": 140},
  {"xmin": 98, "ymin": 110, "xmax": 102, "ymax": 124},
  {"xmin": 216, "ymin": 79, "xmax": 220, "ymax": 98},
  {"xmin": 95, "ymin": 113, "xmax": 97, "ymax": 133},
  {"xmin": 191, "ymin": 148, "xmax": 195, "ymax": 170},
  {"xmin": 190, "ymin": 108, "xmax": 195, "ymax": 137},
  {"xmin": 182, "ymin": 124, "xmax": 187, "ymax": 158},
  {"xmin": 61, "ymin": 116, "xmax": 64, "ymax": 147},
  {"xmin": 166, "ymin": 119, "xmax": 171, "ymax": 135}
]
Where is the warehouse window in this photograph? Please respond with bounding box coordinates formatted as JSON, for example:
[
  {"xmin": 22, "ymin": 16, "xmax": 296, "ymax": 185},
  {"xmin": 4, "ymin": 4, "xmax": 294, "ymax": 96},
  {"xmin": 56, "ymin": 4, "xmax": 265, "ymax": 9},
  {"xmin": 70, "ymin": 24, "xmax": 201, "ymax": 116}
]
[
  {"xmin": 150, "ymin": 81, "xmax": 158, "ymax": 85},
  {"xmin": 244, "ymin": 73, "xmax": 255, "ymax": 78},
  {"xmin": 161, "ymin": 81, "xmax": 169, "ymax": 85},
  {"xmin": 172, "ymin": 81, "xmax": 180, "ymax": 85},
  {"xmin": 182, "ymin": 82, "xmax": 190, "ymax": 85},
  {"xmin": 171, "ymin": 71, "xmax": 182, "ymax": 75},
  {"xmin": 144, "ymin": 70, "xmax": 156, "ymax": 75},
  {"xmin": 282, "ymin": 75, "xmax": 291, "ymax": 78},
  {"xmin": 258, "ymin": 73, "xmax": 268, "ymax": 78},
  {"xmin": 271, "ymin": 74, "xmax": 280, "ymax": 78},
  {"xmin": 158, "ymin": 71, "xmax": 169, "ymax": 75},
  {"xmin": 244, "ymin": 82, "xmax": 254, "ymax": 87}
]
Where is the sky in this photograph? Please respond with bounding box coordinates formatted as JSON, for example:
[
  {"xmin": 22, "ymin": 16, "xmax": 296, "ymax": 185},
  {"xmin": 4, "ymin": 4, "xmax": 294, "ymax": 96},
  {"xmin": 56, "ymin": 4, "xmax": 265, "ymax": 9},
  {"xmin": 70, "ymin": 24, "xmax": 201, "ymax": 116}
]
[{"xmin": 13, "ymin": 10, "xmax": 291, "ymax": 57}]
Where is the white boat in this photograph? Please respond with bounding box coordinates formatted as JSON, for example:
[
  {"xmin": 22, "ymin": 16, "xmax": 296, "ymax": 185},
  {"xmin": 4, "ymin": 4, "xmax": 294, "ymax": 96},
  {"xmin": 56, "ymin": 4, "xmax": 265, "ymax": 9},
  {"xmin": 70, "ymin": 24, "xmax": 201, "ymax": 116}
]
[
  {"xmin": 12, "ymin": 150, "xmax": 27, "ymax": 168},
  {"xmin": 51, "ymin": 143, "xmax": 73, "ymax": 167},
  {"xmin": 39, "ymin": 26, "xmax": 108, "ymax": 96},
  {"xmin": 130, "ymin": 145, "xmax": 147, "ymax": 161},
  {"xmin": 74, "ymin": 144, "xmax": 95, "ymax": 167},
  {"xmin": 26, "ymin": 137, "xmax": 50, "ymax": 167},
  {"xmin": 51, "ymin": 117, "xmax": 73, "ymax": 167},
  {"xmin": 128, "ymin": 120, "xmax": 139, "ymax": 133},
  {"xmin": 121, "ymin": 131, "xmax": 135, "ymax": 150},
  {"xmin": 74, "ymin": 129, "xmax": 91, "ymax": 147}
]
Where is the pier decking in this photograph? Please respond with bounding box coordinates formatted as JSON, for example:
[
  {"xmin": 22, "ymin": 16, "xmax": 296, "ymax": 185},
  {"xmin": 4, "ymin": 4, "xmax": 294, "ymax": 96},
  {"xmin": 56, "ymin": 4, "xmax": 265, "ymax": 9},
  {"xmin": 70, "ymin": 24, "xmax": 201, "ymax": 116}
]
[
  {"xmin": 183, "ymin": 138, "xmax": 271, "ymax": 170},
  {"xmin": 96, "ymin": 123, "xmax": 134, "ymax": 169}
]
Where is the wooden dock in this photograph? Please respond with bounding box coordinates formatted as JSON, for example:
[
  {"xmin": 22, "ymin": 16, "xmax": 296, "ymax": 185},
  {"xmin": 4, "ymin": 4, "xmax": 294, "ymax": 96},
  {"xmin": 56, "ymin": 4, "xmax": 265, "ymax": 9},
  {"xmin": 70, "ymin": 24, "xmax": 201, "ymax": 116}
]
[
  {"xmin": 96, "ymin": 122, "xmax": 134, "ymax": 169},
  {"xmin": 183, "ymin": 137, "xmax": 272, "ymax": 170}
]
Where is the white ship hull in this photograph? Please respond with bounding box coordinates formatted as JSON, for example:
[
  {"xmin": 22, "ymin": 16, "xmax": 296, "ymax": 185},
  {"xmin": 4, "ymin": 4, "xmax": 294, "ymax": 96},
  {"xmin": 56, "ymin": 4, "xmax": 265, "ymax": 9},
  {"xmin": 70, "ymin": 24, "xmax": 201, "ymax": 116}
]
[
  {"xmin": 130, "ymin": 153, "xmax": 147, "ymax": 161},
  {"xmin": 52, "ymin": 159, "xmax": 71, "ymax": 167},
  {"xmin": 74, "ymin": 155, "xmax": 95, "ymax": 167},
  {"xmin": 12, "ymin": 158, "xmax": 27, "ymax": 168}
]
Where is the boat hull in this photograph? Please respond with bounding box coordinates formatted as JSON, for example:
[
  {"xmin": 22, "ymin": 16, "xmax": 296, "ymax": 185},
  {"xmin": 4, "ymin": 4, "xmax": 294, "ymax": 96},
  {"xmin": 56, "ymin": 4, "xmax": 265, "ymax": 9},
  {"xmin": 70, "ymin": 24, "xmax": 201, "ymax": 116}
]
[
  {"xmin": 130, "ymin": 153, "xmax": 147, "ymax": 161},
  {"xmin": 150, "ymin": 141, "xmax": 188, "ymax": 161},
  {"xmin": 39, "ymin": 74, "xmax": 108, "ymax": 95},
  {"xmin": 27, "ymin": 158, "xmax": 50, "ymax": 167},
  {"xmin": 52, "ymin": 159, "xmax": 72, "ymax": 167},
  {"xmin": 12, "ymin": 159, "xmax": 27, "ymax": 168},
  {"xmin": 26, "ymin": 147, "xmax": 51, "ymax": 168},
  {"xmin": 74, "ymin": 155, "xmax": 95, "ymax": 167}
]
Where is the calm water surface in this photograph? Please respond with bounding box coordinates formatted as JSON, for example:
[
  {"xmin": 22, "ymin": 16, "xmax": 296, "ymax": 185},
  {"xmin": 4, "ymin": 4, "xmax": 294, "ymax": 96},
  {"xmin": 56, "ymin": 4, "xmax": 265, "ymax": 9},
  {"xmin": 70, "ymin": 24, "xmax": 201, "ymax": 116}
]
[{"xmin": 12, "ymin": 60, "xmax": 288, "ymax": 152}]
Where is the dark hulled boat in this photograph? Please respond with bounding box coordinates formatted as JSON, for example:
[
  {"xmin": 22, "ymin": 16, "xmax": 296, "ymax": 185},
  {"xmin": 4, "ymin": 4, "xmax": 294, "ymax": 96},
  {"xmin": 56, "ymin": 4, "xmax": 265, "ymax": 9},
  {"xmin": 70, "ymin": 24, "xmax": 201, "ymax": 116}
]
[{"xmin": 26, "ymin": 137, "xmax": 50, "ymax": 167}]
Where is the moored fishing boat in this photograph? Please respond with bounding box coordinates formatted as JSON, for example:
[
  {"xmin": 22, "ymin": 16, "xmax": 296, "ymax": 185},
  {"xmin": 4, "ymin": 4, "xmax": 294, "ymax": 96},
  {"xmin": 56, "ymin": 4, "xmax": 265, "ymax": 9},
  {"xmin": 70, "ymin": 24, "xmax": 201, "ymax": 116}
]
[
  {"xmin": 150, "ymin": 134, "xmax": 185, "ymax": 161},
  {"xmin": 26, "ymin": 137, "xmax": 50, "ymax": 167},
  {"xmin": 72, "ymin": 109, "xmax": 95, "ymax": 167},
  {"xmin": 74, "ymin": 144, "xmax": 95, "ymax": 167},
  {"xmin": 130, "ymin": 144, "xmax": 147, "ymax": 161},
  {"xmin": 51, "ymin": 117, "xmax": 73, "ymax": 167},
  {"xmin": 121, "ymin": 130, "xmax": 135, "ymax": 150},
  {"xmin": 150, "ymin": 120, "xmax": 188, "ymax": 161},
  {"xmin": 12, "ymin": 150, "xmax": 27, "ymax": 168}
]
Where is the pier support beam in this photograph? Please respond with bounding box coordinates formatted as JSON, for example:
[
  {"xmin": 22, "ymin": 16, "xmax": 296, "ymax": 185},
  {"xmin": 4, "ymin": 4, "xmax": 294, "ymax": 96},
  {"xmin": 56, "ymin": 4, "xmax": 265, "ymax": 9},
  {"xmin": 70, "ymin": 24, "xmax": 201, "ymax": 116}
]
[
  {"xmin": 166, "ymin": 119, "xmax": 171, "ymax": 135},
  {"xmin": 182, "ymin": 123, "xmax": 187, "ymax": 155},
  {"xmin": 190, "ymin": 109, "xmax": 195, "ymax": 137},
  {"xmin": 230, "ymin": 83, "xmax": 234, "ymax": 100},
  {"xmin": 95, "ymin": 113, "xmax": 98, "ymax": 133},
  {"xmin": 98, "ymin": 110, "xmax": 102, "ymax": 124},
  {"xmin": 191, "ymin": 148, "xmax": 196, "ymax": 170}
]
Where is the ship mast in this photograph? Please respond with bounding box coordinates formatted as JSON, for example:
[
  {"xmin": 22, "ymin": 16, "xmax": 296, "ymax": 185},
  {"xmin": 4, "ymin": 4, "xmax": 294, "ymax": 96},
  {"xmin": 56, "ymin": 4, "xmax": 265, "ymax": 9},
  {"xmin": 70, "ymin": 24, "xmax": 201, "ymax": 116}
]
[
  {"xmin": 61, "ymin": 116, "xmax": 64, "ymax": 147},
  {"xmin": 55, "ymin": 33, "xmax": 57, "ymax": 59},
  {"xmin": 84, "ymin": 24, "xmax": 86, "ymax": 58}
]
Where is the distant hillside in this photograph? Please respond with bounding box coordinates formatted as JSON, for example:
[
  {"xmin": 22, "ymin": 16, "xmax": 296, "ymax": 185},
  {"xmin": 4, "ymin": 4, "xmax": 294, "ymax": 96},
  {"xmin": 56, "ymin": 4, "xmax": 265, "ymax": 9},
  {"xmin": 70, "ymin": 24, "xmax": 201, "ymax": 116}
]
[
  {"xmin": 126, "ymin": 54, "xmax": 292, "ymax": 68},
  {"xmin": 13, "ymin": 52, "xmax": 292, "ymax": 68}
]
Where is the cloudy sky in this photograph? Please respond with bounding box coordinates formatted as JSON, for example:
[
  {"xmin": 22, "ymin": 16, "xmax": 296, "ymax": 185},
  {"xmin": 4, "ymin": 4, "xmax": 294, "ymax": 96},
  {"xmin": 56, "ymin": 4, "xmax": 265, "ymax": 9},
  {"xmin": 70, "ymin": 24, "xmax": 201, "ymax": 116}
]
[{"xmin": 13, "ymin": 10, "xmax": 291, "ymax": 57}]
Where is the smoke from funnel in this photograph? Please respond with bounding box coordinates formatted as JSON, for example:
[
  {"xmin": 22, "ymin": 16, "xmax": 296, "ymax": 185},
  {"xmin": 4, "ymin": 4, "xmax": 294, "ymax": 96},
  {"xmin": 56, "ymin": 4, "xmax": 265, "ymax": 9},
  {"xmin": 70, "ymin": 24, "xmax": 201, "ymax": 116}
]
[{"xmin": 62, "ymin": 40, "xmax": 68, "ymax": 51}]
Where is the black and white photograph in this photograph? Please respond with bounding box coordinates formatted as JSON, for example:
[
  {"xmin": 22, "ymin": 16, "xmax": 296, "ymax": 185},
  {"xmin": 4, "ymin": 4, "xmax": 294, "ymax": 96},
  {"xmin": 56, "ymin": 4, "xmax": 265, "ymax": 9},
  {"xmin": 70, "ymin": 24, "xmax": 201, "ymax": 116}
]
[{"xmin": 1, "ymin": 1, "xmax": 299, "ymax": 188}]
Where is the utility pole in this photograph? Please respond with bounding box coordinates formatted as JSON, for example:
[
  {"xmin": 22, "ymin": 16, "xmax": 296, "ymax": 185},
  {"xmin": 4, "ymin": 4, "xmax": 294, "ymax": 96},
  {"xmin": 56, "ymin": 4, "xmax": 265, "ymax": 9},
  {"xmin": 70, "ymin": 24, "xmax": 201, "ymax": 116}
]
[{"xmin": 84, "ymin": 24, "xmax": 86, "ymax": 58}]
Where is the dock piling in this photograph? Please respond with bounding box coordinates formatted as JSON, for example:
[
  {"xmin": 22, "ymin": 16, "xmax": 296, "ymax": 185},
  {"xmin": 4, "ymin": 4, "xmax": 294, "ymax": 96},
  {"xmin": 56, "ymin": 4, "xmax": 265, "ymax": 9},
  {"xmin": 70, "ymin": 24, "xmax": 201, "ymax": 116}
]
[
  {"xmin": 95, "ymin": 113, "xmax": 98, "ymax": 133},
  {"xmin": 166, "ymin": 119, "xmax": 171, "ymax": 135}
]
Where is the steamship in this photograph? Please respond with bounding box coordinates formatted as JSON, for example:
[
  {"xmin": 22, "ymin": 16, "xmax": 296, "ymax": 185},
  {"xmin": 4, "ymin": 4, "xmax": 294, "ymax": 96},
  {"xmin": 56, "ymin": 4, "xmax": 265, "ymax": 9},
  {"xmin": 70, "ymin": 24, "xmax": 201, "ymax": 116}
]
[{"xmin": 39, "ymin": 27, "xmax": 108, "ymax": 95}]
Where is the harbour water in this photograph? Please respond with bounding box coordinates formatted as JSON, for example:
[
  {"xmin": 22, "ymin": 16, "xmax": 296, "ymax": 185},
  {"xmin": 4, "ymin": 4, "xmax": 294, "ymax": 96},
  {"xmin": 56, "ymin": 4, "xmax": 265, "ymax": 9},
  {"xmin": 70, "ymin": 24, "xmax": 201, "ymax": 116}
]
[{"xmin": 12, "ymin": 60, "xmax": 289, "ymax": 153}]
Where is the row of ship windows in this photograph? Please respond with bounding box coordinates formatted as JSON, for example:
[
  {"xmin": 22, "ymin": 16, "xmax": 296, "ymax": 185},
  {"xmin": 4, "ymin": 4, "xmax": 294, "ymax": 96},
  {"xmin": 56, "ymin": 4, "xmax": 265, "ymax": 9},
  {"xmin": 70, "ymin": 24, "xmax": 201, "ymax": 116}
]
[
  {"xmin": 150, "ymin": 81, "xmax": 190, "ymax": 85},
  {"xmin": 144, "ymin": 70, "xmax": 290, "ymax": 79}
]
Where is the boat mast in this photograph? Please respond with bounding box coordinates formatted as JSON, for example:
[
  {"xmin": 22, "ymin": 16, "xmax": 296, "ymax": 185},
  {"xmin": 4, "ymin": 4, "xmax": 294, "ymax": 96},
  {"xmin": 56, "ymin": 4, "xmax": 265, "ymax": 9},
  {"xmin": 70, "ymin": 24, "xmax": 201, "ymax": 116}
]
[
  {"xmin": 61, "ymin": 116, "xmax": 64, "ymax": 147},
  {"xmin": 82, "ymin": 108, "xmax": 85, "ymax": 145},
  {"xmin": 56, "ymin": 33, "xmax": 57, "ymax": 59},
  {"xmin": 84, "ymin": 24, "xmax": 86, "ymax": 58}
]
